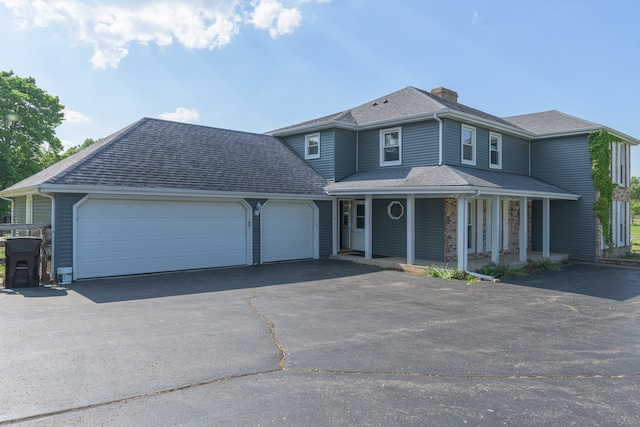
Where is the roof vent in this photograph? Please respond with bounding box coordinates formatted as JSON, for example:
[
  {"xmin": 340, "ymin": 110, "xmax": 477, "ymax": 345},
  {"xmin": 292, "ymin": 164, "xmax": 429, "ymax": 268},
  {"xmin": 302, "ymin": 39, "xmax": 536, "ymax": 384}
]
[{"xmin": 430, "ymin": 87, "xmax": 458, "ymax": 103}]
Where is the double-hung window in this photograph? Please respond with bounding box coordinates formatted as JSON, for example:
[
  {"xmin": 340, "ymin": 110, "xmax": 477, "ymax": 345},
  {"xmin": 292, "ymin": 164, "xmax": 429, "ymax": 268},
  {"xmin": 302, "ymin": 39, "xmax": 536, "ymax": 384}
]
[
  {"xmin": 461, "ymin": 125, "xmax": 476, "ymax": 165},
  {"xmin": 489, "ymin": 132, "xmax": 502, "ymax": 169},
  {"xmin": 305, "ymin": 133, "xmax": 320, "ymax": 160},
  {"xmin": 380, "ymin": 127, "xmax": 402, "ymax": 166}
]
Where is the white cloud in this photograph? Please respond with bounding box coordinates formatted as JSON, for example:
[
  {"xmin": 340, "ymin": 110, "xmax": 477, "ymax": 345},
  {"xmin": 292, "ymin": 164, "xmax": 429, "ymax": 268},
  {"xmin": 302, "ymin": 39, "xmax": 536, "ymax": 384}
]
[
  {"xmin": 471, "ymin": 11, "xmax": 482, "ymax": 26},
  {"xmin": 159, "ymin": 107, "xmax": 200, "ymax": 123},
  {"xmin": 0, "ymin": 0, "xmax": 328, "ymax": 69},
  {"xmin": 60, "ymin": 139, "xmax": 77, "ymax": 151},
  {"xmin": 63, "ymin": 109, "xmax": 91, "ymax": 123},
  {"xmin": 251, "ymin": 0, "xmax": 302, "ymax": 38}
]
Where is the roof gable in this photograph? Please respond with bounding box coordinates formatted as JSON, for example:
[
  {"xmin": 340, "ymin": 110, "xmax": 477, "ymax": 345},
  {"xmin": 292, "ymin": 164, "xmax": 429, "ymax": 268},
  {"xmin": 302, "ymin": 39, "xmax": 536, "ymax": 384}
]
[{"xmin": 3, "ymin": 118, "xmax": 328, "ymax": 196}]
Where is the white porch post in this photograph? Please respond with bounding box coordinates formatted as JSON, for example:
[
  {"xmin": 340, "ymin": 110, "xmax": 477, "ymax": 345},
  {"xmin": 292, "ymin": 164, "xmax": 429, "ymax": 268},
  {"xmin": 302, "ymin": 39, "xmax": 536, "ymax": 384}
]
[
  {"xmin": 365, "ymin": 194, "xmax": 373, "ymax": 260},
  {"xmin": 519, "ymin": 196, "xmax": 528, "ymax": 262},
  {"xmin": 542, "ymin": 198, "xmax": 550, "ymax": 258},
  {"xmin": 491, "ymin": 196, "xmax": 501, "ymax": 265},
  {"xmin": 332, "ymin": 198, "xmax": 338, "ymax": 255},
  {"xmin": 456, "ymin": 196, "xmax": 467, "ymax": 271},
  {"xmin": 476, "ymin": 199, "xmax": 484, "ymax": 254},
  {"xmin": 406, "ymin": 194, "xmax": 415, "ymax": 265}
]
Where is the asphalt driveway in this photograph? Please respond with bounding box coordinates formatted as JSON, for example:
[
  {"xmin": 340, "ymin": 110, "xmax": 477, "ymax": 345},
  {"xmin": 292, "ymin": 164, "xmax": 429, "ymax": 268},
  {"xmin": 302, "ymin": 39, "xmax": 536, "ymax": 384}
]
[{"xmin": 1, "ymin": 260, "xmax": 639, "ymax": 426}]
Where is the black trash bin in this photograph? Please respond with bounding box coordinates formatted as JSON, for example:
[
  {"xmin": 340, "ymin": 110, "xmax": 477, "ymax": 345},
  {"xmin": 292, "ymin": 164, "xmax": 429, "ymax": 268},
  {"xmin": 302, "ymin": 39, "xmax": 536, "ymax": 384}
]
[{"xmin": 4, "ymin": 237, "xmax": 41, "ymax": 288}]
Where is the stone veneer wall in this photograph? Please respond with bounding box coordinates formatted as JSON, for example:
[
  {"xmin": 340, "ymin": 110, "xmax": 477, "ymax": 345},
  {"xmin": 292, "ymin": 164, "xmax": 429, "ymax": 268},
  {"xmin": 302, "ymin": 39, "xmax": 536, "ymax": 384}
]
[
  {"xmin": 596, "ymin": 186, "xmax": 632, "ymax": 259},
  {"xmin": 443, "ymin": 198, "xmax": 532, "ymax": 263}
]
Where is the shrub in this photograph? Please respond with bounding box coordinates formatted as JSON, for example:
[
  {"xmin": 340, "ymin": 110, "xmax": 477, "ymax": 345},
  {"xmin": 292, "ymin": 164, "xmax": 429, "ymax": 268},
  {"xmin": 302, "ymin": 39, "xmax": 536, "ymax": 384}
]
[
  {"xmin": 523, "ymin": 258, "xmax": 561, "ymax": 272},
  {"xmin": 476, "ymin": 263, "xmax": 527, "ymax": 279},
  {"xmin": 421, "ymin": 266, "xmax": 479, "ymax": 282}
]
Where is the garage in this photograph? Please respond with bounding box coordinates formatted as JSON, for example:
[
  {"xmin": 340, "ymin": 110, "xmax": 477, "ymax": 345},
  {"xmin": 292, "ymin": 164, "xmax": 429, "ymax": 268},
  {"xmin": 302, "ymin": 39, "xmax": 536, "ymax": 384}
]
[
  {"xmin": 74, "ymin": 197, "xmax": 251, "ymax": 279},
  {"xmin": 261, "ymin": 201, "xmax": 317, "ymax": 263}
]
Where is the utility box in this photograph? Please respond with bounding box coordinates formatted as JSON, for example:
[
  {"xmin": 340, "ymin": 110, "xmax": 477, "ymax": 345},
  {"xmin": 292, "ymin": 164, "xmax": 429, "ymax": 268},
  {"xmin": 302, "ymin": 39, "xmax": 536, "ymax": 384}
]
[{"xmin": 4, "ymin": 237, "xmax": 41, "ymax": 288}]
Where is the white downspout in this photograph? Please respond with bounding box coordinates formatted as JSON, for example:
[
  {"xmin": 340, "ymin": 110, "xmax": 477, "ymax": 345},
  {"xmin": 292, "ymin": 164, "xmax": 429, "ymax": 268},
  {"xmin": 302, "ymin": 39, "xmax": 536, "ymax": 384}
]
[
  {"xmin": 35, "ymin": 188, "xmax": 55, "ymax": 275},
  {"xmin": 433, "ymin": 113, "xmax": 443, "ymax": 165}
]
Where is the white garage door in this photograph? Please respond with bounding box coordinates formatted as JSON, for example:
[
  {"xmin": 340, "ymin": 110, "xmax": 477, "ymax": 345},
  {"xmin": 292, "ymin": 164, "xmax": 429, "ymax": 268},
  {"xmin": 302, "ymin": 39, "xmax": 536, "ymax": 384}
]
[
  {"xmin": 75, "ymin": 198, "xmax": 249, "ymax": 279},
  {"xmin": 261, "ymin": 202, "xmax": 315, "ymax": 263}
]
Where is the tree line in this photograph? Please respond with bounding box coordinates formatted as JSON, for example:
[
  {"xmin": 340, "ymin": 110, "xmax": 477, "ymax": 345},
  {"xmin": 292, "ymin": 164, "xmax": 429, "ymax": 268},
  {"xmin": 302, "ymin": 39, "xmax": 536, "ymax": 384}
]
[{"xmin": 1, "ymin": 71, "xmax": 97, "ymax": 216}]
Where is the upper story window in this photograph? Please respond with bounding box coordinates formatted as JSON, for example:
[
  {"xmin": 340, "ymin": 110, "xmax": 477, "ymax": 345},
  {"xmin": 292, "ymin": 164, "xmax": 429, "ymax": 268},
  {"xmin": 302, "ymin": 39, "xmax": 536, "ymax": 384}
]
[
  {"xmin": 380, "ymin": 127, "xmax": 402, "ymax": 166},
  {"xmin": 489, "ymin": 132, "xmax": 502, "ymax": 169},
  {"xmin": 461, "ymin": 124, "xmax": 476, "ymax": 165},
  {"xmin": 612, "ymin": 142, "xmax": 628, "ymax": 186},
  {"xmin": 305, "ymin": 133, "xmax": 320, "ymax": 160}
]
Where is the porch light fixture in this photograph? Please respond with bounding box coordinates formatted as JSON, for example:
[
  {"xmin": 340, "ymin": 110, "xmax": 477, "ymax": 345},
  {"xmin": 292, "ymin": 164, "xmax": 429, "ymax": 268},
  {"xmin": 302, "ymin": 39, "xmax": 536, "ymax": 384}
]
[{"xmin": 255, "ymin": 202, "xmax": 262, "ymax": 216}]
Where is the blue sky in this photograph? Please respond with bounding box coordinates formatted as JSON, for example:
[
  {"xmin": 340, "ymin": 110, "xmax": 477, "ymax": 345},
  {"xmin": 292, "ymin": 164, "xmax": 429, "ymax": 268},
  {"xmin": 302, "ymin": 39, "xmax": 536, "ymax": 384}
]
[{"xmin": 1, "ymin": 0, "xmax": 639, "ymax": 176}]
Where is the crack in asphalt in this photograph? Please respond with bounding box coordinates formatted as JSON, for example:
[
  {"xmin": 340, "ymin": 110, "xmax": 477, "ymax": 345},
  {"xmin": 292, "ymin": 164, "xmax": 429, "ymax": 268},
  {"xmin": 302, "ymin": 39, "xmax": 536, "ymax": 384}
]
[
  {"xmin": 0, "ymin": 370, "xmax": 280, "ymax": 426},
  {"xmin": 295, "ymin": 368, "xmax": 640, "ymax": 380},
  {"xmin": 246, "ymin": 288, "xmax": 287, "ymax": 370}
]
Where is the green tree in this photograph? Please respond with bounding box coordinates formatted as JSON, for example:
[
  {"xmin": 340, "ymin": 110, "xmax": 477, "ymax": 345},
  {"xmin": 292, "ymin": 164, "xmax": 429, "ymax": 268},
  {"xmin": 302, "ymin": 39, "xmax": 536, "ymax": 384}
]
[
  {"xmin": 631, "ymin": 176, "xmax": 640, "ymax": 201},
  {"xmin": 0, "ymin": 70, "xmax": 65, "ymax": 214},
  {"xmin": 60, "ymin": 138, "xmax": 99, "ymax": 159}
]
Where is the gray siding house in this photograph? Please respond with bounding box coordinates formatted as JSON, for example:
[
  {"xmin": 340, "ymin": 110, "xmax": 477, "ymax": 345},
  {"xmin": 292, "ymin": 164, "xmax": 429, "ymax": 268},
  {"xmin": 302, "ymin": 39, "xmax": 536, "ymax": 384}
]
[{"xmin": 1, "ymin": 86, "xmax": 637, "ymax": 280}]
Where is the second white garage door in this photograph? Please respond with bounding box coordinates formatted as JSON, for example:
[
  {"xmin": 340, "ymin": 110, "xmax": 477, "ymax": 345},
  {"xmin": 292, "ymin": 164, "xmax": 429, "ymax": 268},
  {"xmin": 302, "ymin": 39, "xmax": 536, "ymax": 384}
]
[
  {"xmin": 74, "ymin": 198, "xmax": 250, "ymax": 279},
  {"xmin": 261, "ymin": 201, "xmax": 317, "ymax": 263}
]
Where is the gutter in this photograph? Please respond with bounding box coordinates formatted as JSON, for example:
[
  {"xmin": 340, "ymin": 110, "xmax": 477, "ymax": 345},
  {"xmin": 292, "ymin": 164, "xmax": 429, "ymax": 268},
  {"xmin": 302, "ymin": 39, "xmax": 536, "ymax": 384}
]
[
  {"xmin": 433, "ymin": 113, "xmax": 443, "ymax": 165},
  {"xmin": 29, "ymin": 184, "xmax": 333, "ymax": 201},
  {"xmin": 35, "ymin": 187, "xmax": 56, "ymax": 273}
]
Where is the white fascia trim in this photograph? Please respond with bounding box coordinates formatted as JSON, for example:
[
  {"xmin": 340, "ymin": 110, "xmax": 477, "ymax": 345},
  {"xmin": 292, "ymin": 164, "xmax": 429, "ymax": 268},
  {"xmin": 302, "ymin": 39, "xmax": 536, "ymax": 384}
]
[
  {"xmin": 326, "ymin": 186, "xmax": 580, "ymax": 200},
  {"xmin": 36, "ymin": 184, "xmax": 332, "ymax": 201},
  {"xmin": 0, "ymin": 185, "xmax": 39, "ymax": 198},
  {"xmin": 530, "ymin": 126, "xmax": 640, "ymax": 145}
]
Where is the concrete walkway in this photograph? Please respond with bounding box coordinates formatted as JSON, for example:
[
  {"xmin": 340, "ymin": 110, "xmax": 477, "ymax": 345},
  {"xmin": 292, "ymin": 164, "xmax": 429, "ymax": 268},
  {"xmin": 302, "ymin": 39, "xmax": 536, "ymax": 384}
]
[{"xmin": 331, "ymin": 251, "xmax": 569, "ymax": 275}]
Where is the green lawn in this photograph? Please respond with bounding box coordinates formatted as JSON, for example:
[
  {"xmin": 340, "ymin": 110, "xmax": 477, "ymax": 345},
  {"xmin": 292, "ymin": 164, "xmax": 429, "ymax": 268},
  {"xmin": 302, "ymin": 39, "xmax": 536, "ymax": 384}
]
[{"xmin": 632, "ymin": 224, "xmax": 640, "ymax": 253}]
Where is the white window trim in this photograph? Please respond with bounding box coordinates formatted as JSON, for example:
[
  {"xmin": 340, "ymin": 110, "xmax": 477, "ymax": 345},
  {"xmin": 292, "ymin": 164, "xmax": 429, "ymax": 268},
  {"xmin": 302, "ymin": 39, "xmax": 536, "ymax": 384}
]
[
  {"xmin": 489, "ymin": 131, "xmax": 502, "ymax": 169},
  {"xmin": 305, "ymin": 133, "xmax": 320, "ymax": 160},
  {"xmin": 618, "ymin": 201, "xmax": 625, "ymax": 247},
  {"xmin": 461, "ymin": 124, "xmax": 476, "ymax": 166},
  {"xmin": 618, "ymin": 143, "xmax": 625, "ymax": 186},
  {"xmin": 379, "ymin": 127, "xmax": 402, "ymax": 167}
]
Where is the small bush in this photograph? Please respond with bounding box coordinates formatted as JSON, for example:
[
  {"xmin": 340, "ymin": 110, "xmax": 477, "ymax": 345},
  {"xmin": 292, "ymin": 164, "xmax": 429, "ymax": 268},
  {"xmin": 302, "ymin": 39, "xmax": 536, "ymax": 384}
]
[
  {"xmin": 524, "ymin": 258, "xmax": 561, "ymax": 272},
  {"xmin": 476, "ymin": 263, "xmax": 527, "ymax": 279},
  {"xmin": 421, "ymin": 266, "xmax": 479, "ymax": 282},
  {"xmin": 623, "ymin": 252, "xmax": 640, "ymax": 260}
]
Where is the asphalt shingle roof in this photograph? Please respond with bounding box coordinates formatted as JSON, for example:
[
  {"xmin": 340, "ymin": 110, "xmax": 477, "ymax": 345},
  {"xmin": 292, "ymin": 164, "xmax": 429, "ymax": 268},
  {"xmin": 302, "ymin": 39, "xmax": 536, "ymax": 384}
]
[
  {"xmin": 272, "ymin": 86, "xmax": 525, "ymax": 133},
  {"xmin": 3, "ymin": 118, "xmax": 328, "ymax": 195},
  {"xmin": 503, "ymin": 110, "xmax": 602, "ymax": 135},
  {"xmin": 326, "ymin": 165, "xmax": 575, "ymax": 197}
]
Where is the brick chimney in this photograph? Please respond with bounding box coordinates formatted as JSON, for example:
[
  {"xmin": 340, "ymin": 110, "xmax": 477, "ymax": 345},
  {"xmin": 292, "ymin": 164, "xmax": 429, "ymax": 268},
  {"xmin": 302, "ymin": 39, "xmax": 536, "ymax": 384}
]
[{"xmin": 431, "ymin": 87, "xmax": 458, "ymax": 103}]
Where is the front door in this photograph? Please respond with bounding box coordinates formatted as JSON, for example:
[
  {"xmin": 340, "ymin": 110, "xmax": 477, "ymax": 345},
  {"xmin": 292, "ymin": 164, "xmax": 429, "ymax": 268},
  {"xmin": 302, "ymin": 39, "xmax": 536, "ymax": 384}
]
[
  {"xmin": 352, "ymin": 200, "xmax": 365, "ymax": 251},
  {"xmin": 340, "ymin": 201, "xmax": 351, "ymax": 249}
]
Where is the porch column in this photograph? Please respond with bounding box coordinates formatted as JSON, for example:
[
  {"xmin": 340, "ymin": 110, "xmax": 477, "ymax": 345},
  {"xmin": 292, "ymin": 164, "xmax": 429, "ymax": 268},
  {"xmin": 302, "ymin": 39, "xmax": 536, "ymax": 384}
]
[
  {"xmin": 365, "ymin": 194, "xmax": 373, "ymax": 260},
  {"xmin": 542, "ymin": 198, "xmax": 550, "ymax": 258},
  {"xmin": 491, "ymin": 196, "xmax": 501, "ymax": 265},
  {"xmin": 406, "ymin": 194, "xmax": 415, "ymax": 265},
  {"xmin": 456, "ymin": 196, "xmax": 467, "ymax": 271},
  {"xmin": 519, "ymin": 196, "xmax": 528, "ymax": 262},
  {"xmin": 332, "ymin": 198, "xmax": 338, "ymax": 255},
  {"xmin": 476, "ymin": 199, "xmax": 484, "ymax": 253}
]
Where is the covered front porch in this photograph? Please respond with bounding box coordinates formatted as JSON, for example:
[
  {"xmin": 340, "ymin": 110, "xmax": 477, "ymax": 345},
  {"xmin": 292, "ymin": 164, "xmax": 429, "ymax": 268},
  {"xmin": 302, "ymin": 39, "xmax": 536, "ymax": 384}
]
[{"xmin": 331, "ymin": 251, "xmax": 569, "ymax": 276}]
